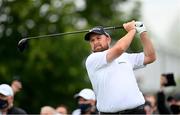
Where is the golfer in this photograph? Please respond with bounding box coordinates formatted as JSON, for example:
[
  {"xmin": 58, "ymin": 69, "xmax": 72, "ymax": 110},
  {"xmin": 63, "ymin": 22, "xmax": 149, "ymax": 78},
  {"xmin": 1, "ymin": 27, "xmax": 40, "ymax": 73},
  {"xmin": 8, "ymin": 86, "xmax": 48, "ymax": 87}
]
[{"xmin": 84, "ymin": 20, "xmax": 156, "ymax": 114}]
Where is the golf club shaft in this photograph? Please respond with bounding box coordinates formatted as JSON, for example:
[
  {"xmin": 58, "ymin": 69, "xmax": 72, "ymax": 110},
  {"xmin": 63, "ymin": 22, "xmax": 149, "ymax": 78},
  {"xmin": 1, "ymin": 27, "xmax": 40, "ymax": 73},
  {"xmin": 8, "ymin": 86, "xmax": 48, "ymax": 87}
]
[{"xmin": 24, "ymin": 26, "xmax": 123, "ymax": 40}]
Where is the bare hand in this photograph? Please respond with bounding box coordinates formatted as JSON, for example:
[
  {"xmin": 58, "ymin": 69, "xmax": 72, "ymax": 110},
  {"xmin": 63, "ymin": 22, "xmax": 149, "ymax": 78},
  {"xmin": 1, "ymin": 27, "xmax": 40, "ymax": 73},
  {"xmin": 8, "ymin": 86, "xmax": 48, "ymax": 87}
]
[{"xmin": 123, "ymin": 20, "xmax": 136, "ymax": 32}]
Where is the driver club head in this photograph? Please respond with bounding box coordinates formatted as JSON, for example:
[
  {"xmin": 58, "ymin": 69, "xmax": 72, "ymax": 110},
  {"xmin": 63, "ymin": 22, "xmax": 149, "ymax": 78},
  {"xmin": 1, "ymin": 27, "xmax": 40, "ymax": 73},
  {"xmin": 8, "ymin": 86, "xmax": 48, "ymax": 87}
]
[{"xmin": 17, "ymin": 38, "xmax": 29, "ymax": 52}]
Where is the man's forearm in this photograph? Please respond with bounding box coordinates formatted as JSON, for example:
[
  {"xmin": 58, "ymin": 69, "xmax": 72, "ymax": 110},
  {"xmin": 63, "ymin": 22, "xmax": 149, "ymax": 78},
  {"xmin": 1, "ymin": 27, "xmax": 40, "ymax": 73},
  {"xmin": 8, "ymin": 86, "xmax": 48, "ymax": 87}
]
[
  {"xmin": 116, "ymin": 29, "xmax": 136, "ymax": 52},
  {"xmin": 106, "ymin": 29, "xmax": 136, "ymax": 63},
  {"xmin": 140, "ymin": 32, "xmax": 156, "ymax": 64}
]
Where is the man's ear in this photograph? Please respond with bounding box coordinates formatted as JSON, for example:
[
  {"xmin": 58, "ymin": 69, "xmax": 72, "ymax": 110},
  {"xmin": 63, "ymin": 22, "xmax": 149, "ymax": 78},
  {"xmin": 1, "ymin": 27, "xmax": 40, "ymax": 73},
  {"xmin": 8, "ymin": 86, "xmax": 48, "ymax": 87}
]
[{"xmin": 107, "ymin": 36, "xmax": 111, "ymax": 45}]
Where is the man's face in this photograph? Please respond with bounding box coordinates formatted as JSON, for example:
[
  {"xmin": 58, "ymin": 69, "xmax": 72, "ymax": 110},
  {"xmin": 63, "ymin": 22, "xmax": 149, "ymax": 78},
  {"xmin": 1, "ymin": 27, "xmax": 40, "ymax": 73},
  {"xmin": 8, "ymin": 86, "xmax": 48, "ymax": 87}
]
[
  {"xmin": 0, "ymin": 94, "xmax": 9, "ymax": 111},
  {"xmin": 89, "ymin": 34, "xmax": 111, "ymax": 52},
  {"xmin": 11, "ymin": 80, "xmax": 22, "ymax": 93},
  {"xmin": 77, "ymin": 97, "xmax": 96, "ymax": 114}
]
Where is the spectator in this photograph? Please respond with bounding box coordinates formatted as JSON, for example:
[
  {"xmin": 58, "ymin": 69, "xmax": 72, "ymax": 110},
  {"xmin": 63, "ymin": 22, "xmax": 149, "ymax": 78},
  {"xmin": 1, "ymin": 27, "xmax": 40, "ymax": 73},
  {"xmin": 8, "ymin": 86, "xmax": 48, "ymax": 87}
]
[
  {"xmin": 156, "ymin": 74, "xmax": 174, "ymax": 114},
  {"xmin": 40, "ymin": 106, "xmax": 58, "ymax": 115},
  {"xmin": 56, "ymin": 104, "xmax": 68, "ymax": 115},
  {"xmin": 167, "ymin": 96, "xmax": 180, "ymax": 114},
  {"xmin": 144, "ymin": 101, "xmax": 154, "ymax": 115},
  {"xmin": 0, "ymin": 84, "xmax": 27, "ymax": 114},
  {"xmin": 11, "ymin": 80, "xmax": 22, "ymax": 95},
  {"xmin": 72, "ymin": 88, "xmax": 97, "ymax": 115},
  {"xmin": 144, "ymin": 94, "xmax": 158, "ymax": 114}
]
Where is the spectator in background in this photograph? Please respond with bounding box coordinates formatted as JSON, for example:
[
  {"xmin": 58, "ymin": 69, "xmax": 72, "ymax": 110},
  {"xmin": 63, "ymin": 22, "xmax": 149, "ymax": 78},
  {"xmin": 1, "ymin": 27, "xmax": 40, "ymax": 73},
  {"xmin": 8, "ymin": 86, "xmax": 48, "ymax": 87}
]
[
  {"xmin": 157, "ymin": 73, "xmax": 176, "ymax": 114},
  {"xmin": 0, "ymin": 84, "xmax": 27, "ymax": 114},
  {"xmin": 40, "ymin": 106, "xmax": 58, "ymax": 115},
  {"xmin": 144, "ymin": 101, "xmax": 154, "ymax": 115},
  {"xmin": 167, "ymin": 96, "xmax": 180, "ymax": 114},
  {"xmin": 11, "ymin": 79, "xmax": 22, "ymax": 95},
  {"xmin": 144, "ymin": 94, "xmax": 158, "ymax": 114},
  {"xmin": 56, "ymin": 104, "xmax": 68, "ymax": 115},
  {"xmin": 72, "ymin": 88, "xmax": 97, "ymax": 115}
]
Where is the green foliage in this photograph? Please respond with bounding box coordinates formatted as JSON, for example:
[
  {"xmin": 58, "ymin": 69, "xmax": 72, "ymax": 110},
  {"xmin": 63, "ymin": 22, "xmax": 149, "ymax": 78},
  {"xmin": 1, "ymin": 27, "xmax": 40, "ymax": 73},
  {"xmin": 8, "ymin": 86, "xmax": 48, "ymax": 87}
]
[{"xmin": 0, "ymin": 0, "xmax": 142, "ymax": 113}]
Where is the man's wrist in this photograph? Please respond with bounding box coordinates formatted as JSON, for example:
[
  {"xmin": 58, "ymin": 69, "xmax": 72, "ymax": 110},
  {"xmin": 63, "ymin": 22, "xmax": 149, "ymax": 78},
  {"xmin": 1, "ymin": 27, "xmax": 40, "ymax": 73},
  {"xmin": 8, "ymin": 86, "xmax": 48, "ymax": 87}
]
[
  {"xmin": 140, "ymin": 31, "xmax": 148, "ymax": 38},
  {"xmin": 129, "ymin": 29, "xmax": 136, "ymax": 33}
]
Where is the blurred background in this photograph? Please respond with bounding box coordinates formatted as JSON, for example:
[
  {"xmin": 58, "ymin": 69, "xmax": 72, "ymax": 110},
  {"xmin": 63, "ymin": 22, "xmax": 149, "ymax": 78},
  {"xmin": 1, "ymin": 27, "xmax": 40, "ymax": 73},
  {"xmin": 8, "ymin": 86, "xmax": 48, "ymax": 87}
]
[{"xmin": 0, "ymin": 0, "xmax": 179, "ymax": 113}]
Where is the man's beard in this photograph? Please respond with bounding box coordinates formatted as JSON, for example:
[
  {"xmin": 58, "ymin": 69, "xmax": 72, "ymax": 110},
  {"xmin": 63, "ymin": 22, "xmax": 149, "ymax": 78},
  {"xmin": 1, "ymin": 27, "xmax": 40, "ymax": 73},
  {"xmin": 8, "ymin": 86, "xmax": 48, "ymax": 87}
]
[{"xmin": 92, "ymin": 44, "xmax": 109, "ymax": 52}]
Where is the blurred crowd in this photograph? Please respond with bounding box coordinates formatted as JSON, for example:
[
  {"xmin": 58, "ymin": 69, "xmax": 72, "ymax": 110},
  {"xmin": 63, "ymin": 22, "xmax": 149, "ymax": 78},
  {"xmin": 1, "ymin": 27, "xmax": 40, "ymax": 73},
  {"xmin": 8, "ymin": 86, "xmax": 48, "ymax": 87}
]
[
  {"xmin": 143, "ymin": 73, "xmax": 180, "ymax": 115},
  {"xmin": 0, "ymin": 79, "xmax": 27, "ymax": 115},
  {"xmin": 0, "ymin": 74, "xmax": 179, "ymax": 115}
]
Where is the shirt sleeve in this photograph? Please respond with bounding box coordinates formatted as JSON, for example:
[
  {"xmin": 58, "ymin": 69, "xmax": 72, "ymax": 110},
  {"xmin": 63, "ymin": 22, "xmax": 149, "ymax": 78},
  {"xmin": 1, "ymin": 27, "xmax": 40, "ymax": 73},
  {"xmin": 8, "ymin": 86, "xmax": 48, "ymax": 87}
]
[
  {"xmin": 85, "ymin": 51, "xmax": 108, "ymax": 73},
  {"xmin": 126, "ymin": 52, "xmax": 145, "ymax": 70}
]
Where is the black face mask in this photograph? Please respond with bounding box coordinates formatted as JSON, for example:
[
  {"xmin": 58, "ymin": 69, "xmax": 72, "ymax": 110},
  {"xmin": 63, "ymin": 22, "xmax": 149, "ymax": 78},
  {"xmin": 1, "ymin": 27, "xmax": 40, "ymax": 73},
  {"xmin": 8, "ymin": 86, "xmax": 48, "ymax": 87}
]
[
  {"xmin": 0, "ymin": 99, "xmax": 8, "ymax": 109},
  {"xmin": 78, "ymin": 104, "xmax": 92, "ymax": 113},
  {"xmin": 170, "ymin": 105, "xmax": 180, "ymax": 114}
]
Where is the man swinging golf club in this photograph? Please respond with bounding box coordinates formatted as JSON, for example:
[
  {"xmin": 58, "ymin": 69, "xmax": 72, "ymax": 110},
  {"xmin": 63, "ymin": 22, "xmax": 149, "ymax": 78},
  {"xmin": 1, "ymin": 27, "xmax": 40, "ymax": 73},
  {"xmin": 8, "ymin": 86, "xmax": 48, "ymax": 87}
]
[{"xmin": 84, "ymin": 20, "xmax": 156, "ymax": 114}]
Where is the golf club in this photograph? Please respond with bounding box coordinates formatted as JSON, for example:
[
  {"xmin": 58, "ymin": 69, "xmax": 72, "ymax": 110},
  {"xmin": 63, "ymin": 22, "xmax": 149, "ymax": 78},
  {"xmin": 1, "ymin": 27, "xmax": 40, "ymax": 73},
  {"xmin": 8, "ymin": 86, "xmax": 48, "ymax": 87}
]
[{"xmin": 17, "ymin": 26, "xmax": 123, "ymax": 52}]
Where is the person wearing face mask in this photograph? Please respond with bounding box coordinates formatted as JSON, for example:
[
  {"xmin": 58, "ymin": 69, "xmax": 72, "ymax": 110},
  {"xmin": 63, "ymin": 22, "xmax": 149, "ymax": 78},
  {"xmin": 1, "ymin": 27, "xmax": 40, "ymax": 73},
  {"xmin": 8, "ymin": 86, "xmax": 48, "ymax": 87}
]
[
  {"xmin": 72, "ymin": 88, "xmax": 97, "ymax": 115},
  {"xmin": 0, "ymin": 84, "xmax": 27, "ymax": 115}
]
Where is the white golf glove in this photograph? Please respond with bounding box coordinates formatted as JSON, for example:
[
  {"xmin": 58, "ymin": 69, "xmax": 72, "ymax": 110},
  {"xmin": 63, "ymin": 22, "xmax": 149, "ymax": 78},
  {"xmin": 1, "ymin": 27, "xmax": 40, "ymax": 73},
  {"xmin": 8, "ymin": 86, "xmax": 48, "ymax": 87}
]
[{"xmin": 135, "ymin": 21, "xmax": 147, "ymax": 34}]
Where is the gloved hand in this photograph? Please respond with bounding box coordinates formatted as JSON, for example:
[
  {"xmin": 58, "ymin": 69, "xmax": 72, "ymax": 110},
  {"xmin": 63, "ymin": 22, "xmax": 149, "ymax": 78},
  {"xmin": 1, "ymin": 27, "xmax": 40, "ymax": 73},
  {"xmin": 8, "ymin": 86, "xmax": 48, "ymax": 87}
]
[{"xmin": 135, "ymin": 21, "xmax": 147, "ymax": 34}]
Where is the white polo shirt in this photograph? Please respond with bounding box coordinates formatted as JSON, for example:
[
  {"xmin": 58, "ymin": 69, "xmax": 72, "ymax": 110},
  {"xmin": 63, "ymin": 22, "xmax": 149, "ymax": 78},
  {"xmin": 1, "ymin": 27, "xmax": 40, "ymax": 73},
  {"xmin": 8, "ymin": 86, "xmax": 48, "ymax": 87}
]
[{"xmin": 85, "ymin": 50, "xmax": 145, "ymax": 112}]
